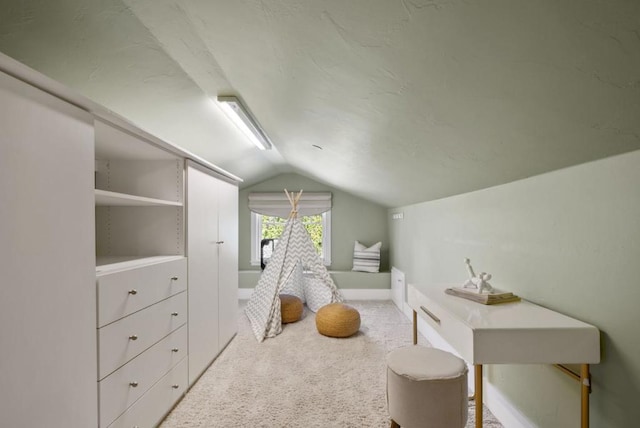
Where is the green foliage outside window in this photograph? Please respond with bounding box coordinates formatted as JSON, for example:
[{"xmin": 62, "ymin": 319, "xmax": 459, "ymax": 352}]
[{"xmin": 261, "ymin": 214, "xmax": 323, "ymax": 256}]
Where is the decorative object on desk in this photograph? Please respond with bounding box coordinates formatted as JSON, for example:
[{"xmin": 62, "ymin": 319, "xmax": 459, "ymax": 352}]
[
  {"xmin": 445, "ymin": 286, "xmax": 521, "ymax": 305},
  {"xmin": 462, "ymin": 257, "xmax": 494, "ymax": 294}
]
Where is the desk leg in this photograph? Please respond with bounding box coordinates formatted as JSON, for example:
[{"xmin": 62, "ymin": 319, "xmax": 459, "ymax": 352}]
[
  {"xmin": 475, "ymin": 364, "xmax": 483, "ymax": 428},
  {"xmin": 581, "ymin": 364, "xmax": 590, "ymax": 428},
  {"xmin": 412, "ymin": 310, "xmax": 417, "ymax": 345}
]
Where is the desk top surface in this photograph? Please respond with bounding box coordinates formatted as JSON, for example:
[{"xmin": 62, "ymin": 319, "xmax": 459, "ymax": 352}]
[
  {"xmin": 417, "ymin": 283, "xmax": 598, "ymax": 331},
  {"xmin": 409, "ymin": 283, "xmax": 601, "ymax": 364}
]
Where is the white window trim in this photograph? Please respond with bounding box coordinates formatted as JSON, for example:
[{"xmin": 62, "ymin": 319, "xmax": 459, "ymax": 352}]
[{"xmin": 250, "ymin": 211, "xmax": 331, "ymax": 266}]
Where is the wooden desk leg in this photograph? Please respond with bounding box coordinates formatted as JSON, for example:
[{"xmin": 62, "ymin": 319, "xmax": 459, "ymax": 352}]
[
  {"xmin": 581, "ymin": 364, "xmax": 590, "ymax": 428},
  {"xmin": 475, "ymin": 364, "xmax": 483, "ymax": 428},
  {"xmin": 412, "ymin": 310, "xmax": 417, "ymax": 345}
]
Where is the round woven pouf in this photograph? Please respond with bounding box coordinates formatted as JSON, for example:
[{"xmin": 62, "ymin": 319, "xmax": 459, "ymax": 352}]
[
  {"xmin": 315, "ymin": 303, "xmax": 361, "ymax": 338},
  {"xmin": 280, "ymin": 294, "xmax": 303, "ymax": 323}
]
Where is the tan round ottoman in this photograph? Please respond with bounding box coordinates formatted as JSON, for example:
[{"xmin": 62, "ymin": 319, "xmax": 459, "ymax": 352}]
[
  {"xmin": 280, "ymin": 294, "xmax": 303, "ymax": 323},
  {"xmin": 387, "ymin": 346, "xmax": 468, "ymax": 428},
  {"xmin": 315, "ymin": 303, "xmax": 361, "ymax": 338}
]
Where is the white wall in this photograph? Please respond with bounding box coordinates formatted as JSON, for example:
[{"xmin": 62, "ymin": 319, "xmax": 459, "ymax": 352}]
[{"xmin": 389, "ymin": 150, "xmax": 640, "ymax": 427}]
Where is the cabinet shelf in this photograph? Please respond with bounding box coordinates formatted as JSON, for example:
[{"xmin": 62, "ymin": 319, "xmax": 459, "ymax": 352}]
[
  {"xmin": 96, "ymin": 255, "xmax": 186, "ymax": 275},
  {"xmin": 95, "ymin": 189, "xmax": 182, "ymax": 207}
]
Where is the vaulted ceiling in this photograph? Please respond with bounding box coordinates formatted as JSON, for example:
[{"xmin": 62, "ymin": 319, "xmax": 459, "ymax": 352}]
[{"xmin": 1, "ymin": 0, "xmax": 639, "ymax": 207}]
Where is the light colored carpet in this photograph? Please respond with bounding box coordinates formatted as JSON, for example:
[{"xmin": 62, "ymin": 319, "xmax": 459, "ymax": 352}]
[{"xmin": 160, "ymin": 300, "xmax": 503, "ymax": 428}]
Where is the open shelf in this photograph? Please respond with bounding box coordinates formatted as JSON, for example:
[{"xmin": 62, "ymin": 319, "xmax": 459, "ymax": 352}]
[
  {"xmin": 96, "ymin": 255, "xmax": 186, "ymax": 275},
  {"xmin": 95, "ymin": 189, "xmax": 182, "ymax": 207}
]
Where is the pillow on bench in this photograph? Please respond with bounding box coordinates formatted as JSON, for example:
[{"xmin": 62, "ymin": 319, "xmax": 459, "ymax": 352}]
[{"xmin": 352, "ymin": 240, "xmax": 381, "ymax": 273}]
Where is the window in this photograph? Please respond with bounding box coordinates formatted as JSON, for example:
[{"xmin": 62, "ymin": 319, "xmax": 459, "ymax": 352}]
[{"xmin": 251, "ymin": 211, "xmax": 331, "ymax": 266}]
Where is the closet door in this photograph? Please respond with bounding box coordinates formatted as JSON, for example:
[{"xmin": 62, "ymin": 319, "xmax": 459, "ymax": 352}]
[
  {"xmin": 0, "ymin": 71, "xmax": 97, "ymax": 427},
  {"xmin": 218, "ymin": 179, "xmax": 239, "ymax": 349},
  {"xmin": 186, "ymin": 162, "xmax": 220, "ymax": 384}
]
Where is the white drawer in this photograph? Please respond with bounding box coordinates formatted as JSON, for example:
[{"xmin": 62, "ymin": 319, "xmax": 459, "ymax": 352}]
[
  {"xmin": 408, "ymin": 285, "xmax": 474, "ymax": 362},
  {"xmin": 98, "ymin": 292, "xmax": 187, "ymax": 379},
  {"xmin": 99, "ymin": 325, "xmax": 187, "ymax": 427},
  {"xmin": 107, "ymin": 357, "xmax": 188, "ymax": 428},
  {"xmin": 97, "ymin": 258, "xmax": 187, "ymax": 327}
]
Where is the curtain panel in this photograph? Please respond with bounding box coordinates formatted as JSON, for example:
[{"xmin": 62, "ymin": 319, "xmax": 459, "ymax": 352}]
[{"xmin": 248, "ymin": 192, "xmax": 332, "ymax": 218}]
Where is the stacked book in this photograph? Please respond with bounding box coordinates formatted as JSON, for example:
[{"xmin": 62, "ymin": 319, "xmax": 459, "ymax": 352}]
[{"xmin": 445, "ymin": 287, "xmax": 521, "ymax": 305}]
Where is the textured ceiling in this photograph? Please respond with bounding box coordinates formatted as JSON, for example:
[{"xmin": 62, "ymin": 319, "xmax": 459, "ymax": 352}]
[{"xmin": 1, "ymin": 0, "xmax": 639, "ymax": 207}]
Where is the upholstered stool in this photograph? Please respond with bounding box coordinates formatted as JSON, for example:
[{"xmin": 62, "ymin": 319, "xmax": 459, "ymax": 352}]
[
  {"xmin": 315, "ymin": 303, "xmax": 361, "ymax": 338},
  {"xmin": 387, "ymin": 346, "xmax": 468, "ymax": 428},
  {"xmin": 280, "ymin": 294, "xmax": 303, "ymax": 323}
]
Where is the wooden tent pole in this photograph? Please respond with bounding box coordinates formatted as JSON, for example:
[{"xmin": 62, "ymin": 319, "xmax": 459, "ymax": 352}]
[{"xmin": 285, "ymin": 189, "xmax": 303, "ymax": 219}]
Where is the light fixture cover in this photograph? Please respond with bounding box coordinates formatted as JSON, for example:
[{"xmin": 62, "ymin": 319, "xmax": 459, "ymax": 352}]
[{"xmin": 217, "ymin": 95, "xmax": 273, "ymax": 150}]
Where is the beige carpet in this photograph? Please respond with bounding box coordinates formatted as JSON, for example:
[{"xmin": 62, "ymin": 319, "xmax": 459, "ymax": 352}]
[{"xmin": 160, "ymin": 300, "xmax": 503, "ymax": 427}]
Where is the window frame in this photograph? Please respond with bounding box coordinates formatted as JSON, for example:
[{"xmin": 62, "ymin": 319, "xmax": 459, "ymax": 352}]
[{"xmin": 250, "ymin": 211, "xmax": 331, "ymax": 266}]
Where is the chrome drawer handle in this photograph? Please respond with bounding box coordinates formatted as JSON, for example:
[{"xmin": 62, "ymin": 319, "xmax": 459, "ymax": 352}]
[
  {"xmin": 171, "ymin": 348, "xmax": 179, "ymax": 353},
  {"xmin": 172, "ymin": 384, "xmax": 180, "ymax": 389},
  {"xmin": 171, "ymin": 276, "xmax": 178, "ymax": 281},
  {"xmin": 128, "ymin": 289, "xmax": 137, "ymax": 295},
  {"xmin": 129, "ymin": 381, "xmax": 139, "ymax": 388},
  {"xmin": 420, "ymin": 306, "xmax": 441, "ymax": 325},
  {"xmin": 171, "ymin": 312, "xmax": 179, "ymax": 317},
  {"xmin": 129, "ymin": 335, "xmax": 138, "ymax": 341},
  {"xmin": 216, "ymin": 241, "xmax": 225, "ymax": 244}
]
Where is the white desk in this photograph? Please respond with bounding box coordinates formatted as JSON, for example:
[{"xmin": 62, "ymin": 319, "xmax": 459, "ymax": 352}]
[{"xmin": 407, "ymin": 284, "xmax": 600, "ymax": 428}]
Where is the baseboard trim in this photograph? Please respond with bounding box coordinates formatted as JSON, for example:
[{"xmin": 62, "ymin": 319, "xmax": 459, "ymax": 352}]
[
  {"xmin": 238, "ymin": 288, "xmax": 392, "ymax": 301},
  {"xmin": 340, "ymin": 289, "xmax": 392, "ymax": 300},
  {"xmin": 484, "ymin": 382, "xmax": 536, "ymax": 428},
  {"xmin": 401, "ymin": 303, "xmax": 533, "ymax": 428}
]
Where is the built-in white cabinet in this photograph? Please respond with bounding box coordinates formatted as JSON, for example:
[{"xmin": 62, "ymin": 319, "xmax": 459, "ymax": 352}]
[
  {"xmin": 1, "ymin": 54, "xmax": 240, "ymax": 428},
  {"xmin": 186, "ymin": 161, "xmax": 239, "ymax": 384},
  {"xmin": 0, "ymin": 69, "xmax": 98, "ymax": 427},
  {"xmin": 94, "ymin": 121, "xmax": 191, "ymax": 427},
  {"xmin": 217, "ymin": 178, "xmax": 239, "ymax": 350},
  {"xmin": 94, "ymin": 119, "xmax": 185, "ymax": 268}
]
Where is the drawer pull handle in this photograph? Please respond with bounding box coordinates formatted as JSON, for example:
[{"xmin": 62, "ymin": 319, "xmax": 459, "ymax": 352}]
[
  {"xmin": 172, "ymin": 348, "xmax": 179, "ymax": 353},
  {"xmin": 172, "ymin": 384, "xmax": 180, "ymax": 389},
  {"xmin": 216, "ymin": 241, "xmax": 225, "ymax": 244},
  {"xmin": 128, "ymin": 289, "xmax": 137, "ymax": 295},
  {"xmin": 171, "ymin": 312, "xmax": 179, "ymax": 317},
  {"xmin": 420, "ymin": 306, "xmax": 441, "ymax": 325},
  {"xmin": 171, "ymin": 276, "xmax": 178, "ymax": 281},
  {"xmin": 129, "ymin": 335, "xmax": 138, "ymax": 341},
  {"xmin": 129, "ymin": 381, "xmax": 139, "ymax": 388}
]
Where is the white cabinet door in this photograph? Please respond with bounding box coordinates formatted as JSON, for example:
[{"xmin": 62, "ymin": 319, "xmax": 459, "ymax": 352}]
[
  {"xmin": 186, "ymin": 163, "xmax": 220, "ymax": 384},
  {"xmin": 0, "ymin": 70, "xmax": 97, "ymax": 427},
  {"xmin": 218, "ymin": 179, "xmax": 239, "ymax": 350}
]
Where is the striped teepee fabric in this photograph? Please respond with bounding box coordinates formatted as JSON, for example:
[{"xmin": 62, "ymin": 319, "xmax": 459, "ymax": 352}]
[{"xmin": 245, "ymin": 217, "xmax": 343, "ymax": 342}]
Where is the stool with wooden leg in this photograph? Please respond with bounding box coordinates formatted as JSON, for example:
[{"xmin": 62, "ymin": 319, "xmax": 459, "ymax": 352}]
[{"xmin": 386, "ymin": 346, "xmax": 468, "ymax": 428}]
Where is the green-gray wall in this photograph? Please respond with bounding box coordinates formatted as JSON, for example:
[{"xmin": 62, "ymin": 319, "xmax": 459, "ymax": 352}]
[
  {"xmin": 389, "ymin": 150, "xmax": 640, "ymax": 427},
  {"xmin": 239, "ymin": 172, "xmax": 389, "ymax": 276}
]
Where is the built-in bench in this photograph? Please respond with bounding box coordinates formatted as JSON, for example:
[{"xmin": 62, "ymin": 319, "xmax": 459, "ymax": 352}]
[{"xmin": 238, "ymin": 270, "xmax": 391, "ymax": 300}]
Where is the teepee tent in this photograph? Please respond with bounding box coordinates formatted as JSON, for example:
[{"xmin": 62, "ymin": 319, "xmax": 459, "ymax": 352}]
[{"xmin": 245, "ymin": 190, "xmax": 343, "ymax": 342}]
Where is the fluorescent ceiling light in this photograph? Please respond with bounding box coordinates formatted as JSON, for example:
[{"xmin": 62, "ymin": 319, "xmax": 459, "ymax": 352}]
[{"xmin": 217, "ymin": 96, "xmax": 273, "ymax": 150}]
